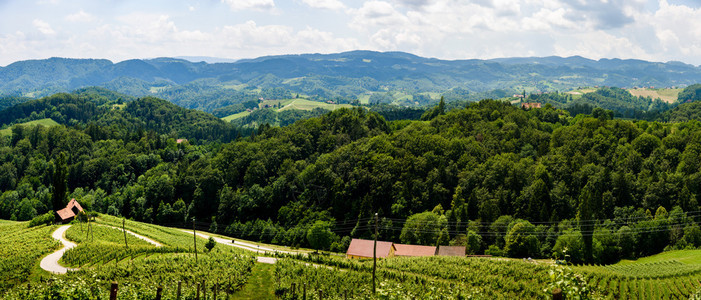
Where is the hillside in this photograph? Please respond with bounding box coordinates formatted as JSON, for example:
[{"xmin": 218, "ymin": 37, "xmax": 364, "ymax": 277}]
[
  {"xmin": 3, "ymin": 93, "xmax": 701, "ymax": 272},
  {"xmin": 2, "ymin": 51, "xmax": 701, "ymax": 112}
]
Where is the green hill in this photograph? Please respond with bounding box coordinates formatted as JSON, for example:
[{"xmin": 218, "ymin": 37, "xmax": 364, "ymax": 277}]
[{"xmin": 0, "ymin": 118, "xmax": 58, "ymax": 136}]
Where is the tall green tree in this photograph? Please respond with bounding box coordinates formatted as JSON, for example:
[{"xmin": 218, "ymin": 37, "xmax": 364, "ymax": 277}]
[{"xmin": 51, "ymin": 152, "xmax": 68, "ymax": 210}]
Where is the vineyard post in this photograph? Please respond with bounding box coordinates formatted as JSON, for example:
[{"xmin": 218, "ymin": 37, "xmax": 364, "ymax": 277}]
[
  {"xmin": 196, "ymin": 283, "xmax": 200, "ymax": 300},
  {"xmin": 552, "ymin": 288, "xmax": 563, "ymax": 300},
  {"xmin": 303, "ymin": 283, "xmax": 306, "ymax": 300},
  {"xmin": 202, "ymin": 279, "xmax": 206, "ymax": 299},
  {"xmin": 155, "ymin": 286, "xmax": 163, "ymax": 300},
  {"xmin": 177, "ymin": 281, "xmax": 182, "ymax": 299},
  {"xmin": 123, "ymin": 218, "xmax": 128, "ymax": 250},
  {"xmin": 109, "ymin": 282, "xmax": 118, "ymax": 300},
  {"xmin": 214, "ymin": 282, "xmax": 218, "ymax": 300},
  {"xmin": 193, "ymin": 217, "xmax": 198, "ymax": 263},
  {"xmin": 373, "ymin": 212, "xmax": 378, "ymax": 295},
  {"xmin": 318, "ymin": 289, "xmax": 322, "ymax": 300}
]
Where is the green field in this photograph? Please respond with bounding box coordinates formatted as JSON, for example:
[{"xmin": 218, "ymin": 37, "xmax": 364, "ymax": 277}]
[
  {"xmin": 277, "ymin": 98, "xmax": 352, "ymax": 111},
  {"xmin": 0, "ymin": 118, "xmax": 59, "ymax": 136},
  {"xmin": 222, "ymin": 98, "xmax": 352, "ymax": 121},
  {"xmin": 628, "ymin": 87, "xmax": 682, "ymax": 103}
]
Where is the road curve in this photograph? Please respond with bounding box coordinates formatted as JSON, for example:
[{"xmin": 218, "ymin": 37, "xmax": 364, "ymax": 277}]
[{"xmin": 40, "ymin": 225, "xmax": 77, "ymax": 274}]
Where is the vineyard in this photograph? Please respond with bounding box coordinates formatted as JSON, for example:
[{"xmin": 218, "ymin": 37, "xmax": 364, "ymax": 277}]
[
  {"xmin": 573, "ymin": 250, "xmax": 701, "ymax": 299},
  {"xmin": 4, "ymin": 214, "xmax": 701, "ymax": 299},
  {"xmin": 0, "ymin": 221, "xmax": 59, "ymax": 291}
]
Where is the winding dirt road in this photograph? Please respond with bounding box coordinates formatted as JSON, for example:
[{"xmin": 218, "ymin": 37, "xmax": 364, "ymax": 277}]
[
  {"xmin": 39, "ymin": 225, "xmax": 77, "ymax": 274},
  {"xmin": 39, "ymin": 224, "xmax": 162, "ymax": 274}
]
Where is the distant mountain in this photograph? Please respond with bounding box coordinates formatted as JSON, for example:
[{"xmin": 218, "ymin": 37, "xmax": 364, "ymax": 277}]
[{"xmin": 1, "ymin": 51, "xmax": 700, "ymax": 112}]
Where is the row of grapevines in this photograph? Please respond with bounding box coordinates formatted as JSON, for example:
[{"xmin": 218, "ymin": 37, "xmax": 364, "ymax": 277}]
[{"xmin": 0, "ymin": 222, "xmax": 58, "ymax": 291}]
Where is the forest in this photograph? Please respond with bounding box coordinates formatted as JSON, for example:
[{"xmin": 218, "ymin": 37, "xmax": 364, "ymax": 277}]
[{"xmin": 2, "ymin": 85, "xmax": 701, "ymax": 265}]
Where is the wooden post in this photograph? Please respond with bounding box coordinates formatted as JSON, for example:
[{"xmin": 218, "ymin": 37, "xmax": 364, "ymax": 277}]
[
  {"xmin": 109, "ymin": 282, "xmax": 118, "ymax": 300},
  {"xmin": 303, "ymin": 283, "xmax": 306, "ymax": 300},
  {"xmin": 176, "ymin": 281, "xmax": 182, "ymax": 300},
  {"xmin": 344, "ymin": 290, "xmax": 348, "ymax": 300},
  {"xmin": 123, "ymin": 219, "xmax": 128, "ymax": 250},
  {"xmin": 155, "ymin": 286, "xmax": 163, "ymax": 300},
  {"xmin": 552, "ymin": 288, "xmax": 563, "ymax": 300},
  {"xmin": 202, "ymin": 280, "xmax": 206, "ymax": 300},
  {"xmin": 214, "ymin": 283, "xmax": 218, "ymax": 300},
  {"xmin": 318, "ymin": 289, "xmax": 322, "ymax": 300},
  {"xmin": 373, "ymin": 212, "xmax": 378, "ymax": 294},
  {"xmin": 193, "ymin": 217, "xmax": 198, "ymax": 263},
  {"xmin": 196, "ymin": 283, "xmax": 200, "ymax": 300}
]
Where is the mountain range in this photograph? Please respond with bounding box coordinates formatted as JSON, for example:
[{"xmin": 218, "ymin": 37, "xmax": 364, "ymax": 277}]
[{"xmin": 1, "ymin": 51, "xmax": 701, "ymax": 111}]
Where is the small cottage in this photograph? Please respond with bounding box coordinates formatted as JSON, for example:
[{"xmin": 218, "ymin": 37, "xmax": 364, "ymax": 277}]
[
  {"xmin": 55, "ymin": 198, "xmax": 84, "ymax": 224},
  {"xmin": 346, "ymin": 238, "xmax": 395, "ymax": 259}
]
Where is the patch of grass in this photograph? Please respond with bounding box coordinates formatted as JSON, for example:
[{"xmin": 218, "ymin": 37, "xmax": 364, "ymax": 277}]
[
  {"xmin": 616, "ymin": 250, "xmax": 701, "ymax": 265},
  {"xmin": 0, "ymin": 118, "xmax": 59, "ymax": 137},
  {"xmin": 222, "ymin": 111, "xmax": 251, "ymax": 122},
  {"xmin": 628, "ymin": 88, "xmax": 681, "ymax": 103},
  {"xmin": 278, "ymin": 99, "xmax": 352, "ymax": 112},
  {"xmin": 232, "ymin": 263, "xmax": 276, "ymax": 299}
]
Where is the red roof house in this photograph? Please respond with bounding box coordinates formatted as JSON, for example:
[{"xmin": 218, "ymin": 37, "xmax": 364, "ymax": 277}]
[
  {"xmin": 394, "ymin": 244, "xmax": 437, "ymax": 257},
  {"xmin": 55, "ymin": 199, "xmax": 84, "ymax": 224},
  {"xmin": 346, "ymin": 238, "xmax": 396, "ymax": 259},
  {"xmin": 521, "ymin": 102, "xmax": 542, "ymax": 109}
]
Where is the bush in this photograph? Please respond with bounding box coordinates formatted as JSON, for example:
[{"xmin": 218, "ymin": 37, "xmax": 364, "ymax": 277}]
[
  {"xmin": 485, "ymin": 245, "xmax": 504, "ymax": 256},
  {"xmin": 28, "ymin": 212, "xmax": 54, "ymax": 227},
  {"xmin": 204, "ymin": 237, "xmax": 216, "ymax": 252}
]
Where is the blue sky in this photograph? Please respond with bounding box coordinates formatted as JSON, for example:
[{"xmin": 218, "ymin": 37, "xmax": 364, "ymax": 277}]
[{"xmin": 1, "ymin": 0, "xmax": 701, "ymax": 66}]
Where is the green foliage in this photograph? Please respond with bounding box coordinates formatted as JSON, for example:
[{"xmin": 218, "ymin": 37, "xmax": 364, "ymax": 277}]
[
  {"xmin": 0, "ymin": 222, "xmax": 59, "ymax": 291},
  {"xmin": 677, "ymin": 84, "xmax": 701, "ymax": 103},
  {"xmin": 545, "ymin": 267, "xmax": 591, "ymax": 300},
  {"xmin": 400, "ymin": 211, "xmax": 447, "ymax": 246},
  {"xmin": 28, "ymin": 212, "xmax": 54, "ymax": 227},
  {"xmin": 306, "ymin": 220, "xmax": 335, "ymax": 251},
  {"xmin": 204, "ymin": 236, "xmax": 216, "ymax": 252},
  {"xmin": 504, "ymin": 220, "xmax": 540, "ymax": 258}
]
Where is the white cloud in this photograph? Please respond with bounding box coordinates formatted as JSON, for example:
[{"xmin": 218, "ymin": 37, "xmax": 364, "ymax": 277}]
[
  {"xmin": 32, "ymin": 19, "xmax": 55, "ymax": 35},
  {"xmin": 66, "ymin": 10, "xmax": 96, "ymax": 23},
  {"xmin": 221, "ymin": 0, "xmax": 275, "ymax": 12},
  {"xmin": 301, "ymin": 0, "xmax": 345, "ymax": 10}
]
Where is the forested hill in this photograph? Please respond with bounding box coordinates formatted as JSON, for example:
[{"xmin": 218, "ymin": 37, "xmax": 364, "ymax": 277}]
[
  {"xmin": 0, "ymin": 91, "xmax": 242, "ymax": 142},
  {"xmin": 4, "ymin": 96, "xmax": 701, "ymax": 264},
  {"xmin": 2, "ymin": 51, "xmax": 701, "ymax": 112}
]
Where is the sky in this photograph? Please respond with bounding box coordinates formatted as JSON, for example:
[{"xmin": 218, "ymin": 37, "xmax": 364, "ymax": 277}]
[{"xmin": 1, "ymin": 0, "xmax": 701, "ymax": 66}]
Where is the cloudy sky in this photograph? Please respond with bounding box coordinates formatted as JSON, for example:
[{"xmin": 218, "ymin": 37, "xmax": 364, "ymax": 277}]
[{"xmin": 1, "ymin": 0, "xmax": 701, "ymax": 66}]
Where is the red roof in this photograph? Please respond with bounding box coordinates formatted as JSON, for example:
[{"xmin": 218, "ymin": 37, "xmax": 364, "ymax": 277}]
[
  {"xmin": 346, "ymin": 238, "xmax": 394, "ymax": 258},
  {"xmin": 394, "ymin": 244, "xmax": 436, "ymax": 257},
  {"xmin": 55, "ymin": 199, "xmax": 84, "ymax": 221}
]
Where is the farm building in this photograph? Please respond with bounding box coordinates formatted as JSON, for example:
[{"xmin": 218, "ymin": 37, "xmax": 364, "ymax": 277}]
[
  {"xmin": 346, "ymin": 238, "xmax": 396, "ymax": 259},
  {"xmin": 55, "ymin": 198, "xmax": 84, "ymax": 224},
  {"xmin": 394, "ymin": 244, "xmax": 436, "ymax": 257},
  {"xmin": 436, "ymin": 245, "xmax": 466, "ymax": 256}
]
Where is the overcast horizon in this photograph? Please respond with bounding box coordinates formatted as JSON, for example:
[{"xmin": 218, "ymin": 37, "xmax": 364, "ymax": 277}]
[{"xmin": 1, "ymin": 0, "xmax": 701, "ymax": 66}]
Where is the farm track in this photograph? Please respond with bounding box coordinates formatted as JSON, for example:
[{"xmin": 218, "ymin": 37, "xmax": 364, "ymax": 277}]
[
  {"xmin": 39, "ymin": 224, "xmax": 162, "ymax": 274},
  {"xmin": 39, "ymin": 225, "xmax": 77, "ymax": 274}
]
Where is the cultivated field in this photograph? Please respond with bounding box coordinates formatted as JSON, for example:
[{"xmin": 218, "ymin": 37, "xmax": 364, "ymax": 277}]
[{"xmin": 628, "ymin": 87, "xmax": 681, "ymax": 103}]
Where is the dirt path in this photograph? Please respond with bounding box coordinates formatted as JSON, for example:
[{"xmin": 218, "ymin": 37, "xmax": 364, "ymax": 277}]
[{"xmin": 39, "ymin": 225, "xmax": 77, "ymax": 274}]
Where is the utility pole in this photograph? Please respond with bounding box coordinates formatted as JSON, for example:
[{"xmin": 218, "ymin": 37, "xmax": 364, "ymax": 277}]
[
  {"xmin": 193, "ymin": 217, "xmax": 198, "ymax": 264},
  {"xmin": 373, "ymin": 212, "xmax": 378, "ymax": 295}
]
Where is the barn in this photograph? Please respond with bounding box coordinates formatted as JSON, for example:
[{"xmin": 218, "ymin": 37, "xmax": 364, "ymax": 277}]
[
  {"xmin": 346, "ymin": 238, "xmax": 395, "ymax": 259},
  {"xmin": 55, "ymin": 199, "xmax": 84, "ymax": 224},
  {"xmin": 393, "ymin": 244, "xmax": 436, "ymax": 257}
]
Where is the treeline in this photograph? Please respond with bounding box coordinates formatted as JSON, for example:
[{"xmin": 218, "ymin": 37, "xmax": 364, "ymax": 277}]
[
  {"xmin": 5, "ymin": 92, "xmax": 701, "ymax": 262},
  {"xmin": 0, "ymin": 91, "xmax": 246, "ymax": 142}
]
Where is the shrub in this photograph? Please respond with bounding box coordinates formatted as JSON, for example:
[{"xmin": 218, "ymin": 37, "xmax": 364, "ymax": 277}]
[{"xmin": 28, "ymin": 212, "xmax": 54, "ymax": 227}]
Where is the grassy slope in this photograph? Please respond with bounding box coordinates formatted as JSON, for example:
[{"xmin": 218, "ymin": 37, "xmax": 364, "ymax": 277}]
[
  {"xmin": 628, "ymin": 88, "xmax": 681, "ymax": 103},
  {"xmin": 0, "ymin": 118, "xmax": 59, "ymax": 136},
  {"xmin": 222, "ymin": 98, "xmax": 353, "ymax": 121},
  {"xmin": 232, "ymin": 263, "xmax": 276, "ymax": 299}
]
